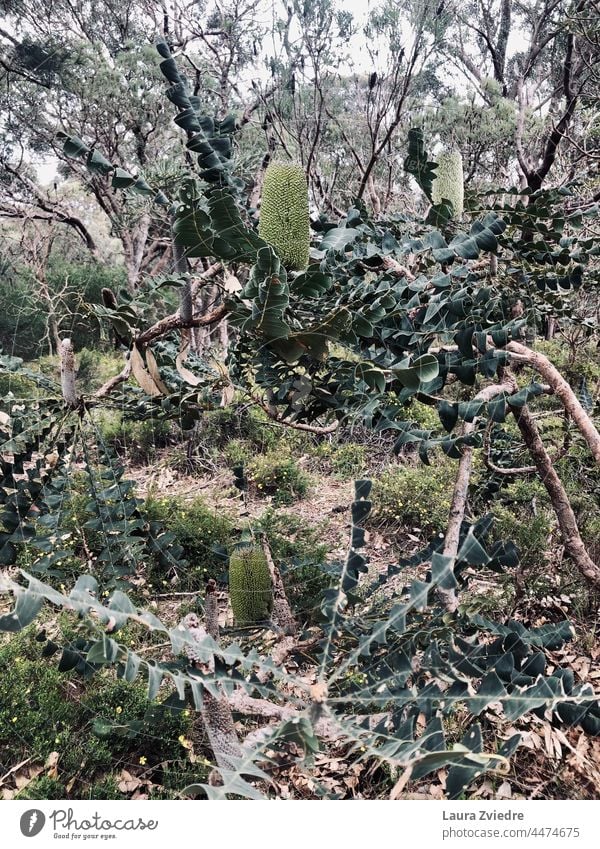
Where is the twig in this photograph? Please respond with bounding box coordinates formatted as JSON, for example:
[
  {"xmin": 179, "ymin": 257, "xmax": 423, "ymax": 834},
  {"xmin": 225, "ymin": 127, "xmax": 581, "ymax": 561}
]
[
  {"xmin": 93, "ymin": 360, "xmax": 131, "ymax": 399},
  {"xmin": 251, "ymin": 393, "xmax": 338, "ymax": 435}
]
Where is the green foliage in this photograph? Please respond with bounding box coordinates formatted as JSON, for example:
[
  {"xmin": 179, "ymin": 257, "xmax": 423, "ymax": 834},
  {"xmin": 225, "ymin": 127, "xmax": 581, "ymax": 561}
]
[
  {"xmin": 75, "ymin": 349, "xmax": 126, "ymax": 392},
  {"xmin": 198, "ymin": 406, "xmax": 278, "ymax": 454},
  {"xmin": 0, "ymin": 261, "xmax": 126, "ymax": 360},
  {"xmin": 95, "ymin": 411, "xmax": 173, "ymax": 464},
  {"xmin": 247, "ymin": 450, "xmax": 310, "ymax": 505},
  {"xmin": 370, "ymin": 458, "xmax": 455, "ymax": 538},
  {"xmin": 229, "ymin": 544, "xmax": 273, "ymax": 624},
  {"xmin": 144, "ymin": 495, "xmax": 233, "ymax": 586},
  {"xmin": 491, "ymin": 479, "xmax": 553, "ymax": 574},
  {"xmin": 17, "ymin": 777, "xmax": 66, "ymax": 800},
  {"xmin": 0, "ymin": 627, "xmax": 193, "ymax": 798},
  {"xmin": 0, "ymin": 370, "xmax": 40, "ymax": 401},
  {"xmin": 258, "ymin": 161, "xmax": 310, "ymax": 270},
  {"xmin": 327, "ymin": 442, "xmax": 368, "ymax": 479},
  {"xmin": 258, "ymin": 508, "xmax": 330, "ymax": 622}
]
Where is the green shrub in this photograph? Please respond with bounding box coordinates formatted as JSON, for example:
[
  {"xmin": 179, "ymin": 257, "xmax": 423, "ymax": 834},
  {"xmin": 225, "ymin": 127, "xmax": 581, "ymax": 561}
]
[
  {"xmin": 247, "ymin": 451, "xmax": 310, "ymax": 505},
  {"xmin": 370, "ymin": 458, "xmax": 455, "ymax": 538},
  {"xmin": 16, "ymin": 777, "xmax": 66, "ymax": 800},
  {"xmin": 86, "ymin": 775, "xmax": 123, "ymax": 800},
  {"xmin": 93, "ymin": 410, "xmax": 173, "ymax": 464},
  {"xmin": 258, "ymin": 509, "xmax": 331, "ymax": 622},
  {"xmin": 0, "ymin": 371, "xmax": 40, "ymax": 401},
  {"xmin": 198, "ymin": 407, "xmax": 277, "ymax": 454},
  {"xmin": 222, "ymin": 437, "xmax": 254, "ymax": 467},
  {"xmin": 144, "ymin": 495, "xmax": 234, "ymax": 585},
  {"xmin": 0, "ymin": 628, "xmax": 193, "ymax": 798},
  {"xmin": 76, "ymin": 348, "xmax": 125, "ymax": 391},
  {"xmin": 329, "ymin": 443, "xmax": 367, "ymax": 479}
]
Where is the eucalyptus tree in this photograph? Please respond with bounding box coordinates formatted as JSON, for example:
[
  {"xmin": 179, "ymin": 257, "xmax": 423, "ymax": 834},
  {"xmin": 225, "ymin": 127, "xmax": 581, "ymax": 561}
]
[{"xmin": 433, "ymin": 0, "xmax": 596, "ymax": 192}]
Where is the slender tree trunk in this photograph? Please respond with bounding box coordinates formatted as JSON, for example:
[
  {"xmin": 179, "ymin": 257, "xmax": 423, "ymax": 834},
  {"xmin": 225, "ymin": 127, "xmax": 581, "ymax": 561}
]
[
  {"xmin": 507, "ymin": 341, "xmax": 600, "ymax": 463},
  {"xmin": 510, "ymin": 403, "xmax": 600, "ymax": 588},
  {"xmin": 437, "ymin": 381, "xmax": 516, "ymax": 611},
  {"xmin": 262, "ymin": 539, "xmax": 297, "ymax": 636}
]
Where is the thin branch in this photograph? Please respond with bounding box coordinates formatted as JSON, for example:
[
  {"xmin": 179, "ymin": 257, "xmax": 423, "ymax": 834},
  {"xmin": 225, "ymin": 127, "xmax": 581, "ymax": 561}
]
[{"xmin": 436, "ymin": 379, "xmax": 517, "ymax": 612}]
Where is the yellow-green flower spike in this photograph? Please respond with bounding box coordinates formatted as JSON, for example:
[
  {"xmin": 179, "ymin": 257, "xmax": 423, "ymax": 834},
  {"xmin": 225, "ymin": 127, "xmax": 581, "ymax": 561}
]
[
  {"xmin": 259, "ymin": 161, "xmax": 310, "ymax": 270},
  {"xmin": 432, "ymin": 150, "xmax": 464, "ymax": 220},
  {"xmin": 229, "ymin": 546, "xmax": 273, "ymax": 624}
]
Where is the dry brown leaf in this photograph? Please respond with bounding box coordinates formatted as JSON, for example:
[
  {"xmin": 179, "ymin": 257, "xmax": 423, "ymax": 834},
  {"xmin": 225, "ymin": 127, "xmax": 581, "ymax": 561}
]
[
  {"xmin": 130, "ymin": 345, "xmax": 163, "ymax": 396},
  {"xmin": 117, "ymin": 769, "xmax": 144, "ymax": 793},
  {"xmin": 175, "ymin": 350, "xmax": 201, "ymax": 386},
  {"xmin": 310, "ymin": 682, "xmax": 328, "ymax": 703},
  {"xmin": 224, "ymin": 273, "xmax": 242, "ymax": 294},
  {"xmin": 390, "ymin": 763, "xmax": 413, "ymax": 800},
  {"xmin": 14, "ymin": 773, "xmax": 32, "ymax": 791},
  {"xmin": 472, "ymin": 780, "xmax": 495, "ymax": 798},
  {"xmin": 45, "ymin": 751, "xmax": 59, "ymax": 779},
  {"xmin": 220, "ymin": 383, "xmax": 235, "ymax": 407},
  {"xmin": 145, "ymin": 348, "xmax": 170, "ymax": 395},
  {"xmin": 496, "ymin": 780, "xmax": 512, "ymax": 799}
]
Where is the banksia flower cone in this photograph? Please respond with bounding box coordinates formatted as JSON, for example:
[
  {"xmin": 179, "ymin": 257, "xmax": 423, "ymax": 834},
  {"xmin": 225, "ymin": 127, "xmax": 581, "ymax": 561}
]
[
  {"xmin": 229, "ymin": 546, "xmax": 273, "ymax": 624},
  {"xmin": 259, "ymin": 161, "xmax": 310, "ymax": 270},
  {"xmin": 432, "ymin": 150, "xmax": 464, "ymax": 220}
]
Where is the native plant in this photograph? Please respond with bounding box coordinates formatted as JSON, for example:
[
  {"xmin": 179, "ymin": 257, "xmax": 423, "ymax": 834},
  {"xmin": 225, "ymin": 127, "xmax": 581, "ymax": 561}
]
[{"xmin": 1, "ymin": 41, "xmax": 600, "ymax": 799}]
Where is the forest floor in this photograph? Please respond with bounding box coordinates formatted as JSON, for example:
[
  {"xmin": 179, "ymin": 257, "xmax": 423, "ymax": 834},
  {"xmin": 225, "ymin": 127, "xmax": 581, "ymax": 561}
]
[{"xmin": 2, "ymin": 379, "xmax": 600, "ymax": 801}]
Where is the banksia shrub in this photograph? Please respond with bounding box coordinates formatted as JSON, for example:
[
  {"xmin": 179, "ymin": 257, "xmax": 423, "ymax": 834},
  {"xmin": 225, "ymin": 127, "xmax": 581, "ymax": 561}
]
[
  {"xmin": 229, "ymin": 545, "xmax": 273, "ymax": 624},
  {"xmin": 258, "ymin": 161, "xmax": 310, "ymax": 270},
  {"xmin": 432, "ymin": 150, "xmax": 464, "ymax": 219}
]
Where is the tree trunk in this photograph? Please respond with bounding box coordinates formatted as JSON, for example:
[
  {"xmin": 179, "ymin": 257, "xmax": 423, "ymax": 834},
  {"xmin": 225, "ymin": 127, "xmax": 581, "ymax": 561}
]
[
  {"xmin": 510, "ymin": 403, "xmax": 600, "ymax": 588},
  {"xmin": 262, "ymin": 540, "xmax": 297, "ymax": 635},
  {"xmin": 436, "ymin": 380, "xmax": 516, "ymax": 611}
]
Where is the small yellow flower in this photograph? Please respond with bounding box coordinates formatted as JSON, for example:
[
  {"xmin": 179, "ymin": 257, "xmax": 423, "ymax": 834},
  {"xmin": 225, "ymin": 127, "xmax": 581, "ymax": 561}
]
[
  {"xmin": 178, "ymin": 735, "xmax": 192, "ymax": 750},
  {"xmin": 115, "ymin": 706, "xmax": 122, "ymax": 715},
  {"xmin": 183, "ymin": 709, "xmax": 190, "ymax": 717},
  {"xmin": 139, "ymin": 756, "xmax": 147, "ymax": 765},
  {"xmin": 11, "ymin": 716, "xmax": 17, "ymax": 723}
]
